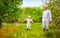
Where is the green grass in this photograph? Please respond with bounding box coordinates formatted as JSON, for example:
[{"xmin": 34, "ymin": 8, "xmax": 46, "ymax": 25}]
[{"xmin": 0, "ymin": 23, "xmax": 59, "ymax": 38}]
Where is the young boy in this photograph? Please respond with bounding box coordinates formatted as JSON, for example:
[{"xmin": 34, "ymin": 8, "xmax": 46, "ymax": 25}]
[{"xmin": 26, "ymin": 16, "xmax": 34, "ymax": 30}]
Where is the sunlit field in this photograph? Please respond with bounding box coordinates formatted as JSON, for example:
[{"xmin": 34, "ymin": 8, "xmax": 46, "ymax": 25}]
[{"xmin": 0, "ymin": 23, "xmax": 60, "ymax": 38}]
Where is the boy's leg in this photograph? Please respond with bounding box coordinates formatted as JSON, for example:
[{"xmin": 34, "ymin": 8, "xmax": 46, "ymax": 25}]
[
  {"xmin": 26, "ymin": 24, "xmax": 29, "ymax": 30},
  {"xmin": 28, "ymin": 24, "xmax": 31, "ymax": 30},
  {"xmin": 26, "ymin": 23, "xmax": 30, "ymax": 30}
]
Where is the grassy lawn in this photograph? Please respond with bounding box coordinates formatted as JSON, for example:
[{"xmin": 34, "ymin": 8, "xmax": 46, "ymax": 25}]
[{"xmin": 0, "ymin": 23, "xmax": 59, "ymax": 38}]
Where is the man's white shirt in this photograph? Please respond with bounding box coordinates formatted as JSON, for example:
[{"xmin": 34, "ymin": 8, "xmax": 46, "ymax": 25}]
[{"xmin": 42, "ymin": 9, "xmax": 52, "ymax": 21}]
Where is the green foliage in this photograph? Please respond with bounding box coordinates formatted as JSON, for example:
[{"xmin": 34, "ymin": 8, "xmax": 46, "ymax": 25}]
[
  {"xmin": 19, "ymin": 7, "xmax": 43, "ymax": 22},
  {"xmin": 0, "ymin": 0, "xmax": 43, "ymax": 23},
  {"xmin": 55, "ymin": 31, "xmax": 60, "ymax": 38},
  {"xmin": 48, "ymin": 0, "xmax": 60, "ymax": 26},
  {"xmin": 45, "ymin": 32, "xmax": 54, "ymax": 37},
  {"xmin": 0, "ymin": 0, "xmax": 23, "ymax": 22}
]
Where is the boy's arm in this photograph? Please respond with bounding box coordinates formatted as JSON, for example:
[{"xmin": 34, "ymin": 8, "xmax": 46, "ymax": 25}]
[{"xmin": 31, "ymin": 20, "xmax": 34, "ymax": 23}]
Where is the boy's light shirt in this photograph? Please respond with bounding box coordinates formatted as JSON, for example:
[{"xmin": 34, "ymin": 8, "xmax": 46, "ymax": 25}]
[{"xmin": 26, "ymin": 18, "xmax": 32, "ymax": 24}]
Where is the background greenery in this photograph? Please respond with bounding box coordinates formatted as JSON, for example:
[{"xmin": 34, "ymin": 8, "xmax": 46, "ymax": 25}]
[{"xmin": 0, "ymin": 0, "xmax": 60, "ymax": 38}]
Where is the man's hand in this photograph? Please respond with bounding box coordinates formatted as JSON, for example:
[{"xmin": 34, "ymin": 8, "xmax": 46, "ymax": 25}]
[{"xmin": 49, "ymin": 21, "xmax": 52, "ymax": 24}]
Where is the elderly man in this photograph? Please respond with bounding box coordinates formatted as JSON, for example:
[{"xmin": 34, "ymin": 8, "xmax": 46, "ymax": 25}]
[{"xmin": 42, "ymin": 6, "xmax": 52, "ymax": 31}]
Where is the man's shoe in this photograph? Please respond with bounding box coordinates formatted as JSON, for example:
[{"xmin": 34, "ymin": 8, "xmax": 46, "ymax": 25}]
[
  {"xmin": 27, "ymin": 28, "xmax": 29, "ymax": 31},
  {"xmin": 46, "ymin": 29, "xmax": 48, "ymax": 31},
  {"xmin": 43, "ymin": 29, "xmax": 45, "ymax": 32}
]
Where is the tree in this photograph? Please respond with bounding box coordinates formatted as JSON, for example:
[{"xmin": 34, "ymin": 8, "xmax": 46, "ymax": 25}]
[
  {"xmin": 48, "ymin": 0, "xmax": 60, "ymax": 26},
  {"xmin": 0, "ymin": 0, "xmax": 23, "ymax": 28},
  {"xmin": 19, "ymin": 7, "xmax": 43, "ymax": 22}
]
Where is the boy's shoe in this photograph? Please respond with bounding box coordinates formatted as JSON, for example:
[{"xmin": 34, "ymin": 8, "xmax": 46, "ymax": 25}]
[
  {"xmin": 26, "ymin": 28, "xmax": 31, "ymax": 31},
  {"xmin": 43, "ymin": 29, "xmax": 45, "ymax": 32}
]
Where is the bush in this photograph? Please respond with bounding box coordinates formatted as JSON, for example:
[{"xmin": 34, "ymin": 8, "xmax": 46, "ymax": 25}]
[{"xmin": 45, "ymin": 32, "xmax": 54, "ymax": 38}]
